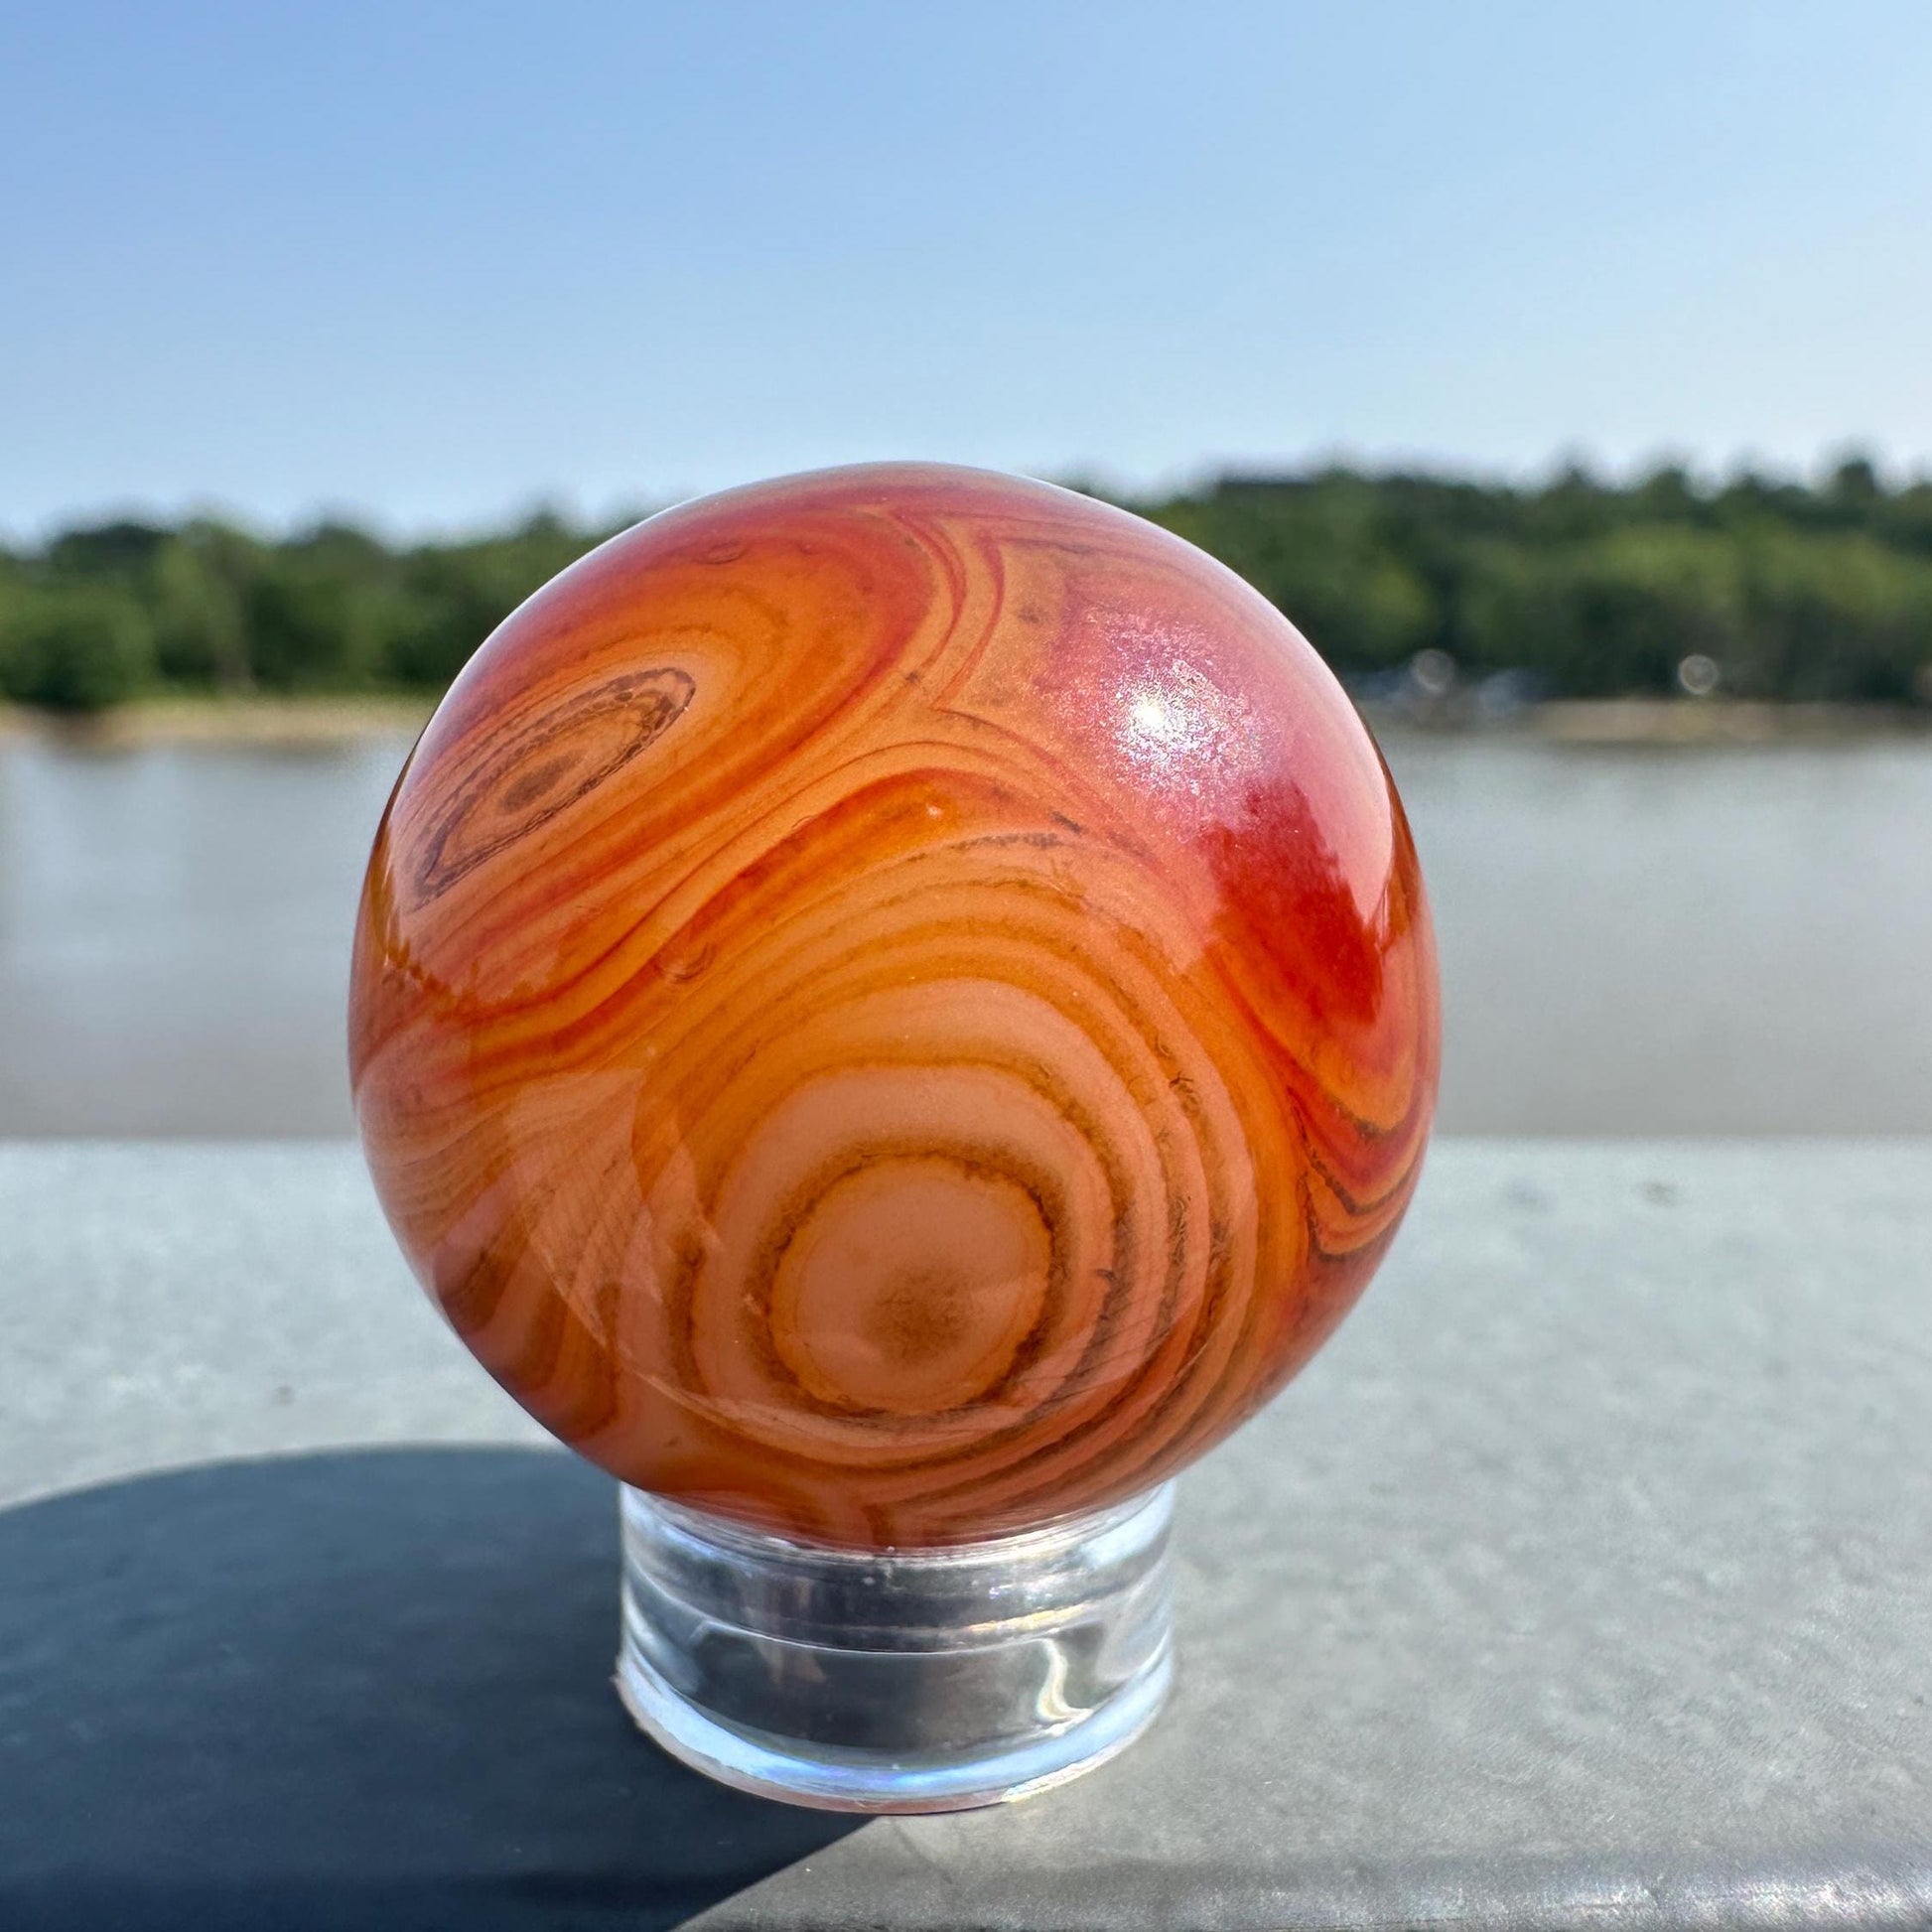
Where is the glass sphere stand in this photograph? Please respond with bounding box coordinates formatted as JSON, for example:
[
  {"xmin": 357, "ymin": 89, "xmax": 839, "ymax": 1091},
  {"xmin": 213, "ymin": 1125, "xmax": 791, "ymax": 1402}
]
[{"xmin": 616, "ymin": 1482, "xmax": 1176, "ymax": 1813}]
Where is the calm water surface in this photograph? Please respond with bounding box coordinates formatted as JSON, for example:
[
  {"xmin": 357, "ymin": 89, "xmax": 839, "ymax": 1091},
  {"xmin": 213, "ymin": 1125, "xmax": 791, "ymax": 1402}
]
[{"xmin": 1, "ymin": 729, "xmax": 1927, "ymax": 1135}]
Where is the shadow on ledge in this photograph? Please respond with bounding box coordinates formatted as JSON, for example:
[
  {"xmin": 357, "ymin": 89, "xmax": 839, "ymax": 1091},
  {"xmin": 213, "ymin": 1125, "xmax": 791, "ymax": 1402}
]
[{"xmin": 0, "ymin": 1448, "xmax": 864, "ymax": 1931}]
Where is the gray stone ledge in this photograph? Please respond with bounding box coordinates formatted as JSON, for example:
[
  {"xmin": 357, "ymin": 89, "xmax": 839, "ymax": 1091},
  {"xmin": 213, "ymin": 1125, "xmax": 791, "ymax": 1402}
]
[{"xmin": 3, "ymin": 1138, "xmax": 1929, "ymax": 1929}]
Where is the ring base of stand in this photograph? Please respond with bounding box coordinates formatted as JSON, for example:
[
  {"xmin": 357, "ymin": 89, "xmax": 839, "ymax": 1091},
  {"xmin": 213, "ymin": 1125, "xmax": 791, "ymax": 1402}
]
[{"xmin": 616, "ymin": 1483, "xmax": 1176, "ymax": 1814}]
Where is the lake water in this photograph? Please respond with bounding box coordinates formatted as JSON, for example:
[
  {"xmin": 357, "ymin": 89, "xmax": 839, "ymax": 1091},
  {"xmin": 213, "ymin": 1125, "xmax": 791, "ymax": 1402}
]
[{"xmin": 2, "ymin": 728, "xmax": 1927, "ymax": 1136}]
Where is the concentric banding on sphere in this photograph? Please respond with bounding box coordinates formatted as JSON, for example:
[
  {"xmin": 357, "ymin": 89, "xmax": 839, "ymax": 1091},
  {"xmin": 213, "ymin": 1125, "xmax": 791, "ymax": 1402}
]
[{"xmin": 349, "ymin": 463, "xmax": 1440, "ymax": 1548}]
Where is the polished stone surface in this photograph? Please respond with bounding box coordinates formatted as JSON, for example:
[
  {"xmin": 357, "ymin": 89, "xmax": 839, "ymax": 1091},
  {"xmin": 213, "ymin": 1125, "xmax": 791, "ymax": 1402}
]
[
  {"xmin": 351, "ymin": 464, "xmax": 1438, "ymax": 1547},
  {"xmin": 3, "ymin": 1140, "xmax": 1929, "ymax": 1927}
]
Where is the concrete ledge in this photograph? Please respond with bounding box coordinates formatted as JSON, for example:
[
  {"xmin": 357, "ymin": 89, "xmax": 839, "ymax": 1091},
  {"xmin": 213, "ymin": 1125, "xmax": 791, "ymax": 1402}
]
[{"xmin": 2, "ymin": 1139, "xmax": 1929, "ymax": 1928}]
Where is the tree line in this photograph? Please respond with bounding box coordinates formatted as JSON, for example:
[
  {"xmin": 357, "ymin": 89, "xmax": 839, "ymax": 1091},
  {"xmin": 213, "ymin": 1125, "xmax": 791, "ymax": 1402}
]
[{"xmin": 4, "ymin": 460, "xmax": 1930, "ymax": 712}]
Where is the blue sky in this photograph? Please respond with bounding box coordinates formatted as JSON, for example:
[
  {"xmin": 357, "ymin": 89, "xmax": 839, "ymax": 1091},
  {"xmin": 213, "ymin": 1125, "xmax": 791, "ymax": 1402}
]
[{"xmin": 4, "ymin": 1, "xmax": 1929, "ymax": 536}]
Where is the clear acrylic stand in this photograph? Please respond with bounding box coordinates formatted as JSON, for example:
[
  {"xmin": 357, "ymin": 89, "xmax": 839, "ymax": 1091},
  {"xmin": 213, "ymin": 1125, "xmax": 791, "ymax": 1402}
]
[{"xmin": 617, "ymin": 1481, "xmax": 1175, "ymax": 1813}]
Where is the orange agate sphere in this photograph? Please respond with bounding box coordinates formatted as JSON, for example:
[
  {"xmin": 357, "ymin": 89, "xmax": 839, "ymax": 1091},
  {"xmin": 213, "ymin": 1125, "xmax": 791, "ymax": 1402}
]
[{"xmin": 350, "ymin": 464, "xmax": 1439, "ymax": 1548}]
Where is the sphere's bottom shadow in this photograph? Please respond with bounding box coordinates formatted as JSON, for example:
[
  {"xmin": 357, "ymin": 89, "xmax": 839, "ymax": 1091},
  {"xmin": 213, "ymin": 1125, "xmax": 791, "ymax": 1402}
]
[{"xmin": 0, "ymin": 1447, "xmax": 863, "ymax": 1931}]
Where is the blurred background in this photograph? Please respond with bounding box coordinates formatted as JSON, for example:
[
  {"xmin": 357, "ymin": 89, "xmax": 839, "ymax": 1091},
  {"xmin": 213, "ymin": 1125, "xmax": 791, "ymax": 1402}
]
[{"xmin": 2, "ymin": 1, "xmax": 1928, "ymax": 1137}]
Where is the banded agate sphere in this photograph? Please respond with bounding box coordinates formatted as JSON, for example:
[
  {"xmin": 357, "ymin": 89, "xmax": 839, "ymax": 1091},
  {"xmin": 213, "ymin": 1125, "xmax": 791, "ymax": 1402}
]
[{"xmin": 350, "ymin": 465, "xmax": 1439, "ymax": 1548}]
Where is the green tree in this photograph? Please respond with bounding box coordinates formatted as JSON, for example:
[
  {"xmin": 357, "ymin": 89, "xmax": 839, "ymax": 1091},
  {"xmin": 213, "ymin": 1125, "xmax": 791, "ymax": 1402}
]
[
  {"xmin": 243, "ymin": 524, "xmax": 404, "ymax": 689},
  {"xmin": 148, "ymin": 522, "xmax": 258, "ymax": 690},
  {"xmin": 13, "ymin": 468, "xmax": 1932, "ymax": 711},
  {"xmin": 0, "ymin": 585, "xmax": 154, "ymax": 713},
  {"xmin": 1738, "ymin": 532, "xmax": 1932, "ymax": 701},
  {"xmin": 1461, "ymin": 527, "xmax": 1745, "ymax": 694},
  {"xmin": 385, "ymin": 512, "xmax": 602, "ymax": 687}
]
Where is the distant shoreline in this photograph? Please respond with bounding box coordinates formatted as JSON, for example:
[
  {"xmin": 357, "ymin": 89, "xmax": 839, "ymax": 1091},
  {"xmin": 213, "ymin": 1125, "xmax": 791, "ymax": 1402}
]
[
  {"xmin": 0, "ymin": 695, "xmax": 436, "ymax": 748},
  {"xmin": 1363, "ymin": 696, "xmax": 1932, "ymax": 745},
  {"xmin": 1, "ymin": 692, "xmax": 1927, "ymax": 752}
]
